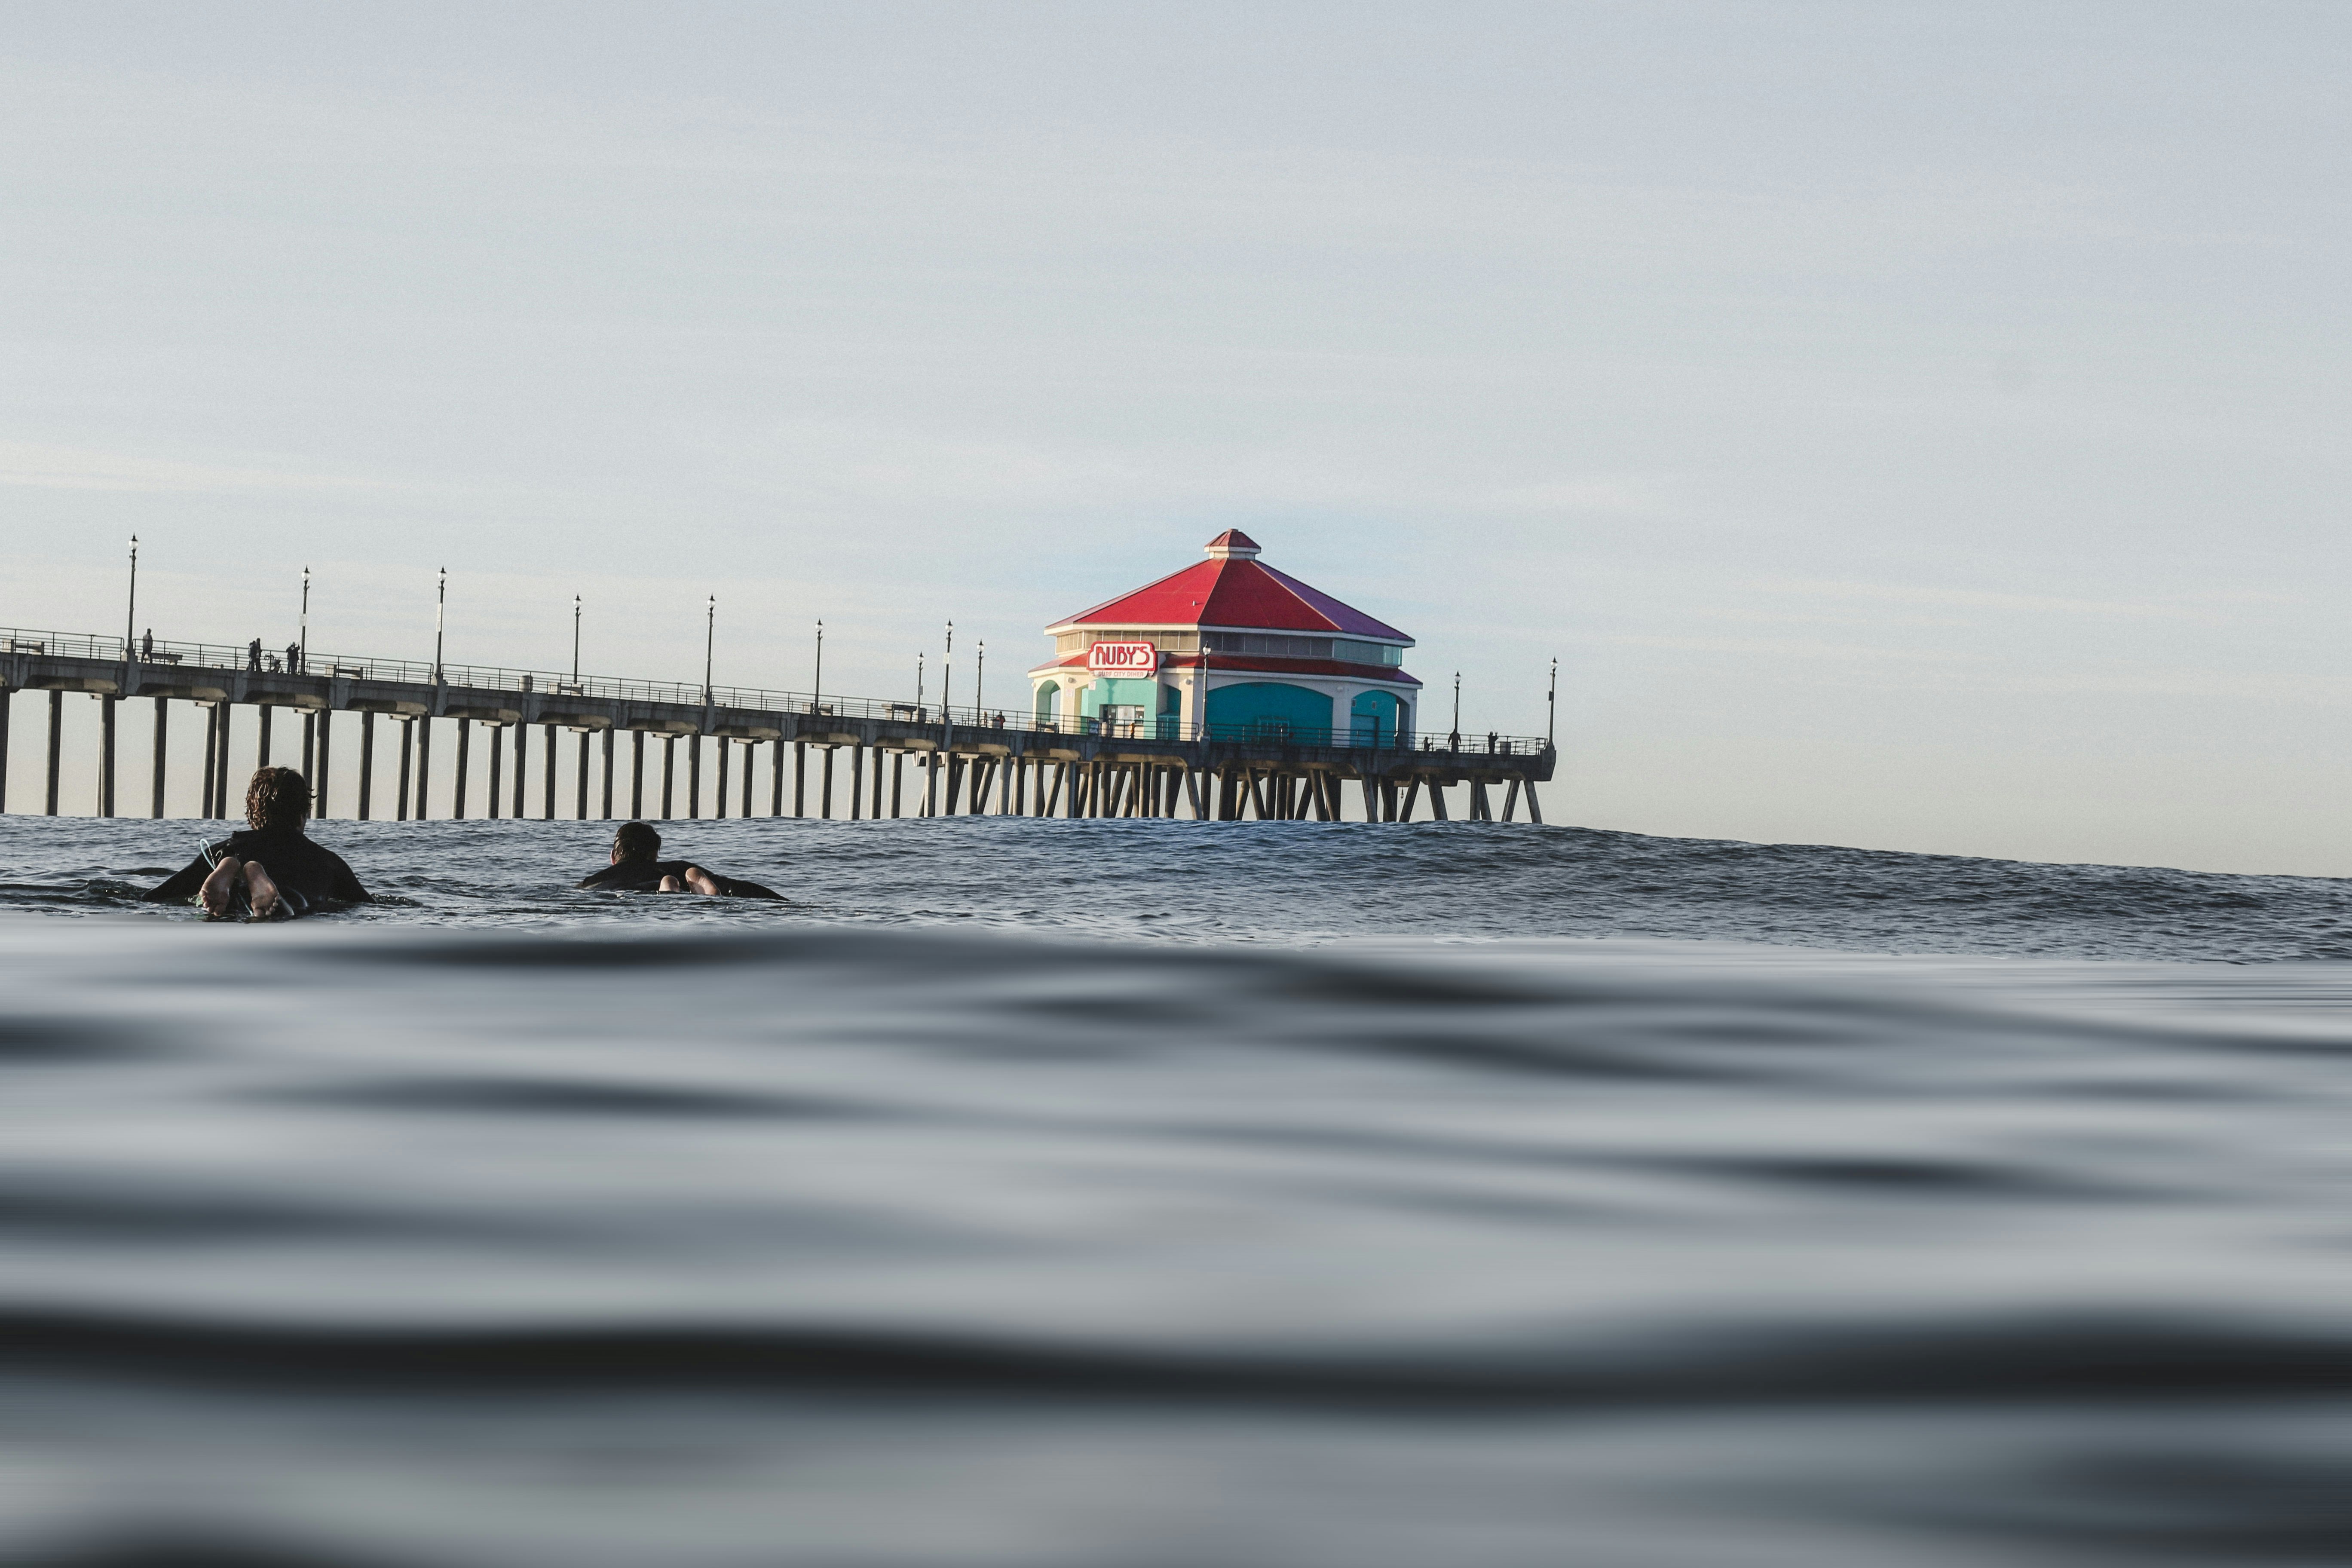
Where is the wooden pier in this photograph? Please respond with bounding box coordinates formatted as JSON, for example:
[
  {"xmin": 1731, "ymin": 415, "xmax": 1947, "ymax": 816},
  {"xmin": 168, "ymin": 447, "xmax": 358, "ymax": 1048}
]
[{"xmin": 0, "ymin": 629, "xmax": 1554, "ymax": 824}]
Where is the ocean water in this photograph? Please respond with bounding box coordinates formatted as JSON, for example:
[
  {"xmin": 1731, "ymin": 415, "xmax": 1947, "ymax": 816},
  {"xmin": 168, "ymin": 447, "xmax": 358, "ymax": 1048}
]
[{"xmin": 2, "ymin": 815, "xmax": 2348, "ymax": 1567}]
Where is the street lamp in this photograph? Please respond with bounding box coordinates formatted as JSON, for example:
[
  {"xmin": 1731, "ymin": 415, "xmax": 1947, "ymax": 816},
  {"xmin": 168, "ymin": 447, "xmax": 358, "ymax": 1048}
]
[
  {"xmin": 812, "ymin": 619, "xmax": 824, "ymax": 715},
  {"xmin": 976, "ymin": 639, "xmax": 985, "ymax": 719},
  {"xmin": 942, "ymin": 620, "xmax": 953, "ymax": 724},
  {"xmin": 299, "ymin": 565, "xmax": 310, "ymax": 672},
  {"xmin": 1451, "ymin": 671, "xmax": 1461, "ymax": 748},
  {"xmin": 123, "ymin": 536, "xmax": 138, "ymax": 662},
  {"xmin": 1546, "ymin": 658, "xmax": 1557, "ymax": 747},
  {"xmin": 433, "ymin": 568, "xmax": 447, "ymax": 682},
  {"xmin": 703, "ymin": 596, "xmax": 716, "ymax": 706},
  {"xmin": 915, "ymin": 649, "xmax": 925, "ymax": 711},
  {"xmin": 572, "ymin": 595, "xmax": 582, "ymax": 683}
]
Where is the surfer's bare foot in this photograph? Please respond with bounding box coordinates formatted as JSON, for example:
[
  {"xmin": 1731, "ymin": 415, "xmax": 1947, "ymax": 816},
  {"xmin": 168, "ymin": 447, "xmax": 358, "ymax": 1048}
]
[
  {"xmin": 658, "ymin": 874, "xmax": 686, "ymax": 892},
  {"xmin": 245, "ymin": 862, "xmax": 282, "ymax": 920},
  {"xmin": 684, "ymin": 866, "xmax": 722, "ymax": 896},
  {"xmin": 199, "ymin": 857, "xmax": 242, "ymax": 919}
]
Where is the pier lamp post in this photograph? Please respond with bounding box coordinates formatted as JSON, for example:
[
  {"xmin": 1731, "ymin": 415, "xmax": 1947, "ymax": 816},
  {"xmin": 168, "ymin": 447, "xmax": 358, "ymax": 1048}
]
[
  {"xmin": 703, "ymin": 596, "xmax": 716, "ymax": 707},
  {"xmin": 915, "ymin": 650, "xmax": 924, "ymax": 711},
  {"xmin": 572, "ymin": 595, "xmax": 582, "ymax": 683},
  {"xmin": 942, "ymin": 621, "xmax": 953, "ymax": 723},
  {"xmin": 300, "ymin": 565, "xmax": 310, "ymax": 670},
  {"xmin": 1451, "ymin": 671, "xmax": 1461, "ymax": 750},
  {"xmin": 813, "ymin": 620, "xmax": 824, "ymax": 714},
  {"xmin": 975, "ymin": 640, "xmax": 985, "ymax": 719},
  {"xmin": 1547, "ymin": 658, "xmax": 1557, "ymax": 747},
  {"xmin": 433, "ymin": 568, "xmax": 447, "ymax": 683},
  {"xmin": 123, "ymin": 536, "xmax": 138, "ymax": 661}
]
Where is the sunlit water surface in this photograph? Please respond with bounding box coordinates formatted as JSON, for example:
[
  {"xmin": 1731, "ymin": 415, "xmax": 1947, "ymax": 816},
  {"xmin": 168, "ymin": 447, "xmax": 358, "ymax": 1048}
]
[{"xmin": 3, "ymin": 815, "xmax": 2348, "ymax": 1566}]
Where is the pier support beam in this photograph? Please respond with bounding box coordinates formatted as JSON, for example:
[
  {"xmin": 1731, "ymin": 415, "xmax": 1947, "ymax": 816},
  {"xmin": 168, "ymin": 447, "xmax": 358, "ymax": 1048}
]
[
  {"xmin": 688, "ymin": 735, "xmax": 702, "ymax": 818},
  {"xmin": 315, "ymin": 712, "xmax": 332, "ymax": 818},
  {"xmin": 216, "ymin": 701, "xmax": 233, "ymax": 818},
  {"xmin": 46, "ymin": 689, "xmax": 64, "ymax": 815},
  {"xmin": 487, "ymin": 724, "xmax": 503, "ymax": 818},
  {"xmin": 151, "ymin": 697, "xmax": 167, "ymax": 818},
  {"xmin": 358, "ymin": 711, "xmax": 375, "ymax": 820},
  {"xmin": 747, "ymin": 741, "xmax": 760, "ymax": 819},
  {"xmin": 198, "ymin": 703, "xmax": 217, "ymax": 818},
  {"xmin": 397, "ymin": 718, "xmax": 413, "ymax": 821},
  {"xmin": 793, "ymin": 742, "xmax": 807, "ymax": 817},
  {"xmin": 0, "ymin": 689, "xmax": 9, "ymax": 812},
  {"xmin": 579, "ymin": 731, "xmax": 591, "ymax": 820},
  {"xmin": 715, "ymin": 736, "xmax": 729, "ymax": 819},
  {"xmin": 869, "ymin": 745, "xmax": 883, "ymax": 818},
  {"xmin": 1502, "ymin": 779, "xmax": 1519, "ymax": 821},
  {"xmin": 661, "ymin": 737, "xmax": 676, "ymax": 819},
  {"xmin": 415, "ymin": 717, "xmax": 432, "ymax": 820},
  {"xmin": 513, "ymin": 721, "xmax": 527, "ymax": 820},
  {"xmin": 849, "ymin": 744, "xmax": 862, "ymax": 820},
  {"xmin": 820, "ymin": 746, "xmax": 835, "ymax": 819},
  {"xmin": 631, "ymin": 731, "xmax": 645, "ymax": 819},
  {"xmin": 302, "ymin": 713, "xmax": 315, "ymax": 784},
  {"xmin": 1523, "ymin": 781, "xmax": 1542, "ymax": 824},
  {"xmin": 600, "ymin": 729, "xmax": 613, "ymax": 820},
  {"xmin": 99, "ymin": 696, "xmax": 116, "ymax": 817},
  {"xmin": 891, "ymin": 752, "xmax": 904, "ymax": 817},
  {"xmin": 454, "ymin": 720, "xmax": 472, "ymax": 820}
]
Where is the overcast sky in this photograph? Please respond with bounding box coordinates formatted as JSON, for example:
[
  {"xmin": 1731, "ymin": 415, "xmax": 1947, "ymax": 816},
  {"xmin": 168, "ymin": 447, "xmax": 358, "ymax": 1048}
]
[{"xmin": 4, "ymin": 3, "xmax": 2347, "ymax": 873}]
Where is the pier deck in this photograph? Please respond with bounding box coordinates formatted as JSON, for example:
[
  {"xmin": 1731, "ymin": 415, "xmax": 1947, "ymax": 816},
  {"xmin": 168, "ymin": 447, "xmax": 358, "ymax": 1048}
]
[{"xmin": 2, "ymin": 629, "xmax": 1555, "ymax": 824}]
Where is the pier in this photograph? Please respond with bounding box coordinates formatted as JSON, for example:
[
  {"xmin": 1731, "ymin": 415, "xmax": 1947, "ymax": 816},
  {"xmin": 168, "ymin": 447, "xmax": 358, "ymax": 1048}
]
[{"xmin": 2, "ymin": 627, "xmax": 1555, "ymax": 825}]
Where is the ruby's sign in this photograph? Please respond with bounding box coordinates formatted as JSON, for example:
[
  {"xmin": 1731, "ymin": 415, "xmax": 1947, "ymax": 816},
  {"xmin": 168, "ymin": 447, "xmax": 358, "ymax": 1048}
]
[{"xmin": 1085, "ymin": 640, "xmax": 1159, "ymax": 675}]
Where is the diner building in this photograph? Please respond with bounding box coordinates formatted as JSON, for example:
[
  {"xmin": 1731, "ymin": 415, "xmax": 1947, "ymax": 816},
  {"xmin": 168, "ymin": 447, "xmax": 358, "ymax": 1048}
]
[{"xmin": 1028, "ymin": 531, "xmax": 1418, "ymax": 746}]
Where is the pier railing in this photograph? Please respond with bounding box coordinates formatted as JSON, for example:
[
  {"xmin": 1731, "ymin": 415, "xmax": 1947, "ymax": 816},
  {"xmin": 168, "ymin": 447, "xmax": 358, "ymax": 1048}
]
[{"xmin": 3, "ymin": 625, "xmax": 1551, "ymax": 756}]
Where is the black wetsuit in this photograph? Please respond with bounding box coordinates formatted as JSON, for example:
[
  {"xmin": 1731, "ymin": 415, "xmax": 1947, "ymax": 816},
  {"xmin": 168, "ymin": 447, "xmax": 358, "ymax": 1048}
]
[
  {"xmin": 578, "ymin": 858, "xmax": 782, "ymax": 899},
  {"xmin": 145, "ymin": 829, "xmax": 371, "ymax": 917}
]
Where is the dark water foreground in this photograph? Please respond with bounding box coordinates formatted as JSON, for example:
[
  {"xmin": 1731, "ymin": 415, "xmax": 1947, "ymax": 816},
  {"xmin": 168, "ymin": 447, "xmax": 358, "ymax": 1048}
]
[{"xmin": 1, "ymin": 817, "xmax": 2349, "ymax": 1565}]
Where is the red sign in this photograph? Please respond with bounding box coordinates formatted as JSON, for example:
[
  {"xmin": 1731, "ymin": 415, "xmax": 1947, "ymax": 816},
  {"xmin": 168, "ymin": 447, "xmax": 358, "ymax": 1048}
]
[{"xmin": 1086, "ymin": 640, "xmax": 1159, "ymax": 675}]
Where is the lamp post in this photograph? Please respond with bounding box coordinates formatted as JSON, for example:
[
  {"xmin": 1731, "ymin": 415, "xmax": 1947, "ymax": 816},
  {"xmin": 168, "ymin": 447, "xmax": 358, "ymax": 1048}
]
[
  {"xmin": 703, "ymin": 596, "xmax": 715, "ymax": 707},
  {"xmin": 812, "ymin": 620, "xmax": 824, "ymax": 715},
  {"xmin": 433, "ymin": 568, "xmax": 447, "ymax": 682},
  {"xmin": 572, "ymin": 595, "xmax": 582, "ymax": 683},
  {"xmin": 299, "ymin": 565, "xmax": 310, "ymax": 671},
  {"xmin": 1451, "ymin": 671, "xmax": 1461, "ymax": 749},
  {"xmin": 123, "ymin": 535, "xmax": 138, "ymax": 661},
  {"xmin": 915, "ymin": 650, "xmax": 924, "ymax": 711},
  {"xmin": 1546, "ymin": 658, "xmax": 1557, "ymax": 748},
  {"xmin": 976, "ymin": 639, "xmax": 985, "ymax": 720},
  {"xmin": 942, "ymin": 620, "xmax": 954, "ymax": 723}
]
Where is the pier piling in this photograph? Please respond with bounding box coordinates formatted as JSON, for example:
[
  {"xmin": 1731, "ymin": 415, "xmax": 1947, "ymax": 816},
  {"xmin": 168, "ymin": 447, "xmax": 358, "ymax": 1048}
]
[
  {"xmin": 454, "ymin": 719, "xmax": 472, "ymax": 820},
  {"xmin": 150, "ymin": 697, "xmax": 166, "ymax": 818},
  {"xmin": 358, "ymin": 711, "xmax": 376, "ymax": 820}
]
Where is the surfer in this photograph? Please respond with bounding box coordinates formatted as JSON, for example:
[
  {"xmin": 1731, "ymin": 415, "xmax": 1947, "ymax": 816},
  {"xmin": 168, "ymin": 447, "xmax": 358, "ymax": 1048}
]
[
  {"xmin": 577, "ymin": 822, "xmax": 783, "ymax": 899},
  {"xmin": 144, "ymin": 766, "xmax": 371, "ymax": 919}
]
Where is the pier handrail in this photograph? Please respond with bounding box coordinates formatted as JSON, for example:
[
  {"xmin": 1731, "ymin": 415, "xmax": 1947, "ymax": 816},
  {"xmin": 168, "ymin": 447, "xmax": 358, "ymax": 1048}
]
[{"xmin": 2, "ymin": 625, "xmax": 1553, "ymax": 756}]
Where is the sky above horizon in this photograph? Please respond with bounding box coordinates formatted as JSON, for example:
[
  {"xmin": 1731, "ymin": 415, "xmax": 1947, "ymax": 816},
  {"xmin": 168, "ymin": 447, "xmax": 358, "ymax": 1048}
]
[{"xmin": 4, "ymin": 3, "xmax": 2348, "ymax": 875}]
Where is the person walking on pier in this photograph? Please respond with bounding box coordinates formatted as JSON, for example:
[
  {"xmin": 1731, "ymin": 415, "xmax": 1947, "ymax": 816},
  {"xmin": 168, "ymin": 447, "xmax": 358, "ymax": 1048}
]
[
  {"xmin": 139, "ymin": 628, "xmax": 153, "ymax": 662},
  {"xmin": 577, "ymin": 822, "xmax": 781, "ymax": 899},
  {"xmin": 143, "ymin": 766, "xmax": 371, "ymax": 919}
]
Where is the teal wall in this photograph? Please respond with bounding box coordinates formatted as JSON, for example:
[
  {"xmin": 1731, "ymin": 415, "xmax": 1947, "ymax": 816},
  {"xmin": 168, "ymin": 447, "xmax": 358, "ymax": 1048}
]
[
  {"xmin": 1350, "ymin": 689, "xmax": 1405, "ymax": 746},
  {"xmin": 1082, "ymin": 677, "xmax": 1160, "ymax": 720},
  {"xmin": 1035, "ymin": 683, "xmax": 1060, "ymax": 721},
  {"xmin": 1206, "ymin": 681, "xmax": 1333, "ymax": 741}
]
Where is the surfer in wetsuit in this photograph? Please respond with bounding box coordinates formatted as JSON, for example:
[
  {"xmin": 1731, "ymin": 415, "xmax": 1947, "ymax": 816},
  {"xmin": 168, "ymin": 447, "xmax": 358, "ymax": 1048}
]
[
  {"xmin": 144, "ymin": 766, "xmax": 371, "ymax": 919},
  {"xmin": 577, "ymin": 822, "xmax": 782, "ymax": 899}
]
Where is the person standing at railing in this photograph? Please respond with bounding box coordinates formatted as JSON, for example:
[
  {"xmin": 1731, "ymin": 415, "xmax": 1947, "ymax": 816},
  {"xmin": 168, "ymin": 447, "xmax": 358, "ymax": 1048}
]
[
  {"xmin": 286, "ymin": 642, "xmax": 302, "ymax": 675},
  {"xmin": 247, "ymin": 639, "xmax": 263, "ymax": 673},
  {"xmin": 139, "ymin": 628, "xmax": 153, "ymax": 662}
]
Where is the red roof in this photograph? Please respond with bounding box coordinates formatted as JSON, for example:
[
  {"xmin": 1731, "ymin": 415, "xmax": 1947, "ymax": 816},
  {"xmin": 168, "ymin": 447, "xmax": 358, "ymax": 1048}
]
[{"xmin": 1049, "ymin": 536, "xmax": 1410, "ymax": 641}]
